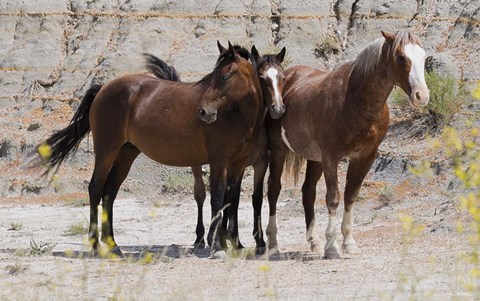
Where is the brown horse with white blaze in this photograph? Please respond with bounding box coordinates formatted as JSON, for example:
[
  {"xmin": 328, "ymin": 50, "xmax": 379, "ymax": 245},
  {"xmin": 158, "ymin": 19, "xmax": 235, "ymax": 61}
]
[
  {"xmin": 190, "ymin": 46, "xmax": 287, "ymax": 252},
  {"xmin": 266, "ymin": 30, "xmax": 429, "ymax": 258},
  {"xmin": 33, "ymin": 42, "xmax": 264, "ymax": 256}
]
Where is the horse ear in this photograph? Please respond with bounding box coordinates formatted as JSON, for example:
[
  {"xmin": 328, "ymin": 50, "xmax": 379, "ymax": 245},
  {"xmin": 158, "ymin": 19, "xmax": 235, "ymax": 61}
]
[
  {"xmin": 217, "ymin": 41, "xmax": 227, "ymax": 54},
  {"xmin": 228, "ymin": 41, "xmax": 241, "ymax": 61},
  {"xmin": 251, "ymin": 45, "xmax": 260, "ymax": 61},
  {"xmin": 381, "ymin": 31, "xmax": 395, "ymax": 43},
  {"xmin": 276, "ymin": 47, "xmax": 286, "ymax": 63}
]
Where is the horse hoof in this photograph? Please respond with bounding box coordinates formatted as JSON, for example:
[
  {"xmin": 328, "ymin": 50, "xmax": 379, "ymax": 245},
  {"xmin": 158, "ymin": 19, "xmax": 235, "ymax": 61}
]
[
  {"xmin": 194, "ymin": 240, "xmax": 206, "ymax": 249},
  {"xmin": 342, "ymin": 243, "xmax": 360, "ymax": 255},
  {"xmin": 255, "ymin": 246, "xmax": 267, "ymax": 256},
  {"xmin": 89, "ymin": 248, "xmax": 100, "ymax": 258},
  {"xmin": 267, "ymin": 245, "xmax": 280, "ymax": 257},
  {"xmin": 235, "ymin": 241, "xmax": 245, "ymax": 250},
  {"xmin": 210, "ymin": 250, "xmax": 227, "ymax": 260},
  {"xmin": 310, "ymin": 242, "xmax": 322, "ymax": 253},
  {"xmin": 109, "ymin": 246, "xmax": 125, "ymax": 259},
  {"xmin": 324, "ymin": 247, "xmax": 342, "ymax": 259}
]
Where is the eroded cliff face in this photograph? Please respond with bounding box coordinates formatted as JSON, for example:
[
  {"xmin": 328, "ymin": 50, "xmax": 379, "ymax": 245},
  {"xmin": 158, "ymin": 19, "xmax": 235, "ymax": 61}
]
[{"xmin": 0, "ymin": 0, "xmax": 478, "ymax": 198}]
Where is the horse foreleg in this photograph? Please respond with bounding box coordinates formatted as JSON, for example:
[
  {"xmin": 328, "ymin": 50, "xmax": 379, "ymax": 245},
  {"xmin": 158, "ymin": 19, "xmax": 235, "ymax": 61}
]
[
  {"xmin": 207, "ymin": 163, "xmax": 228, "ymax": 253},
  {"xmin": 301, "ymin": 160, "xmax": 323, "ymax": 253},
  {"xmin": 266, "ymin": 147, "xmax": 287, "ymax": 255},
  {"xmin": 224, "ymin": 159, "xmax": 248, "ymax": 250},
  {"xmin": 323, "ymin": 160, "xmax": 342, "ymax": 259},
  {"xmin": 342, "ymin": 151, "xmax": 376, "ymax": 255},
  {"xmin": 192, "ymin": 165, "xmax": 206, "ymax": 248},
  {"xmin": 101, "ymin": 143, "xmax": 140, "ymax": 257},
  {"xmin": 252, "ymin": 152, "xmax": 268, "ymax": 254}
]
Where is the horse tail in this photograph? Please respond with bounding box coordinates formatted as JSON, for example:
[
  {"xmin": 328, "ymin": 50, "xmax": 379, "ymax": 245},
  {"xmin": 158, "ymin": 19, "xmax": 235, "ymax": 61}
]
[
  {"xmin": 284, "ymin": 149, "xmax": 305, "ymax": 186},
  {"xmin": 32, "ymin": 84, "xmax": 102, "ymax": 175},
  {"xmin": 143, "ymin": 53, "xmax": 180, "ymax": 82}
]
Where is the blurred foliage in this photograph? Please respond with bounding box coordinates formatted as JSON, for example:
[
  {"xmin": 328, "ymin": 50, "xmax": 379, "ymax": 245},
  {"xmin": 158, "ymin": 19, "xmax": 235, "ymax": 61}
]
[
  {"xmin": 389, "ymin": 71, "xmax": 465, "ymax": 128},
  {"xmin": 437, "ymin": 81, "xmax": 480, "ymax": 295}
]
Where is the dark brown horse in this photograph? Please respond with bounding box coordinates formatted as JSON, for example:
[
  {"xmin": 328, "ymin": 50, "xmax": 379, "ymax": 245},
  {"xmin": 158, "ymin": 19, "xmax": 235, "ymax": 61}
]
[
  {"xmin": 189, "ymin": 46, "xmax": 286, "ymax": 253},
  {"xmin": 33, "ymin": 42, "xmax": 264, "ymax": 256},
  {"xmin": 266, "ymin": 30, "xmax": 429, "ymax": 258}
]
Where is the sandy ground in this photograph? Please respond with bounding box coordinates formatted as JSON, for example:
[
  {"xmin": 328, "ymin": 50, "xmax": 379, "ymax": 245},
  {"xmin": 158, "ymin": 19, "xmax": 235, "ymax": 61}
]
[{"xmin": 0, "ymin": 169, "xmax": 474, "ymax": 300}]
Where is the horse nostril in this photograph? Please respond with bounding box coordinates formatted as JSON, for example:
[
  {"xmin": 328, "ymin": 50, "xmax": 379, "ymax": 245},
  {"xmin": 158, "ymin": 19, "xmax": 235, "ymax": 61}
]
[
  {"xmin": 415, "ymin": 91, "xmax": 421, "ymax": 100},
  {"xmin": 270, "ymin": 105, "xmax": 276, "ymax": 112},
  {"xmin": 198, "ymin": 109, "xmax": 206, "ymax": 117},
  {"xmin": 281, "ymin": 104, "xmax": 286, "ymax": 111}
]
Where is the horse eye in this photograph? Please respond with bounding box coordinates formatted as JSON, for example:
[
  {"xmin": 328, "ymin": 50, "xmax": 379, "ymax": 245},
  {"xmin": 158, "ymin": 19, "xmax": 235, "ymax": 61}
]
[
  {"xmin": 397, "ymin": 55, "xmax": 406, "ymax": 64},
  {"xmin": 223, "ymin": 72, "xmax": 232, "ymax": 81}
]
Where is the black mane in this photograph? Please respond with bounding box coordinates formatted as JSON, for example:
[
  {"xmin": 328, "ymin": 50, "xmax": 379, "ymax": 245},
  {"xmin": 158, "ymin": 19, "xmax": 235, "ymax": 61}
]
[
  {"xmin": 143, "ymin": 53, "xmax": 180, "ymax": 82},
  {"xmin": 197, "ymin": 45, "xmax": 254, "ymax": 90}
]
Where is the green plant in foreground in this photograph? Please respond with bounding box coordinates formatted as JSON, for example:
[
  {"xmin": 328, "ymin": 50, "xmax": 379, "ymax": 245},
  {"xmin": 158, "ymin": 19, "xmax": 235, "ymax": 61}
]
[
  {"xmin": 8, "ymin": 222, "xmax": 23, "ymax": 231},
  {"xmin": 437, "ymin": 82, "xmax": 480, "ymax": 296},
  {"xmin": 14, "ymin": 239, "xmax": 56, "ymax": 256},
  {"xmin": 389, "ymin": 71, "xmax": 464, "ymax": 127},
  {"xmin": 6, "ymin": 262, "xmax": 27, "ymax": 275},
  {"xmin": 63, "ymin": 221, "xmax": 88, "ymax": 236}
]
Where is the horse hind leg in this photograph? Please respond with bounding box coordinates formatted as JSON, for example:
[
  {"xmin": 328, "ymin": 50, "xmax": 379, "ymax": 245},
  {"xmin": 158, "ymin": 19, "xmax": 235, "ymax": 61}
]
[
  {"xmin": 192, "ymin": 165, "xmax": 206, "ymax": 248},
  {"xmin": 88, "ymin": 145, "xmax": 122, "ymax": 257},
  {"xmin": 342, "ymin": 152, "xmax": 376, "ymax": 255},
  {"xmin": 301, "ymin": 160, "xmax": 323, "ymax": 253},
  {"xmin": 101, "ymin": 143, "xmax": 140, "ymax": 257},
  {"xmin": 322, "ymin": 160, "xmax": 342, "ymax": 259}
]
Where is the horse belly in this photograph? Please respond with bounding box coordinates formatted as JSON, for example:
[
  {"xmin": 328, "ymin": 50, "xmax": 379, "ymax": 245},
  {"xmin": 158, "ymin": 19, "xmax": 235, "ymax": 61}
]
[
  {"xmin": 130, "ymin": 133, "xmax": 209, "ymax": 167},
  {"xmin": 281, "ymin": 125, "xmax": 323, "ymax": 162}
]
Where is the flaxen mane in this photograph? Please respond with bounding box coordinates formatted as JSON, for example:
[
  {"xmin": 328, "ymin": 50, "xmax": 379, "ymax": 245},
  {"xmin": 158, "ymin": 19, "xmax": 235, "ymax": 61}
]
[{"xmin": 350, "ymin": 29, "xmax": 422, "ymax": 80}]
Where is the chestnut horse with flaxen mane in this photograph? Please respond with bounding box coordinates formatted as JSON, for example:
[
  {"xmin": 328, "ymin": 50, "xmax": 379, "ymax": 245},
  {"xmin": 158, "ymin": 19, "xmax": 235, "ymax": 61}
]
[
  {"xmin": 33, "ymin": 42, "xmax": 264, "ymax": 256},
  {"xmin": 265, "ymin": 30, "xmax": 430, "ymax": 258}
]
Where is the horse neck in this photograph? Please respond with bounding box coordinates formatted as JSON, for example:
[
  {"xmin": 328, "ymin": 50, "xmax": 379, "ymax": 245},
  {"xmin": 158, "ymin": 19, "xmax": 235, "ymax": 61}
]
[{"xmin": 345, "ymin": 60, "xmax": 394, "ymax": 122}]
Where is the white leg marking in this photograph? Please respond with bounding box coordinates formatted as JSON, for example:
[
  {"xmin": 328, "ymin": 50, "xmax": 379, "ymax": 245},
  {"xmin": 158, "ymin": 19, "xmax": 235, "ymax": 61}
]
[
  {"xmin": 266, "ymin": 215, "xmax": 279, "ymax": 253},
  {"xmin": 306, "ymin": 218, "xmax": 322, "ymax": 252},
  {"xmin": 324, "ymin": 215, "xmax": 341, "ymax": 259},
  {"xmin": 341, "ymin": 209, "xmax": 359, "ymax": 255},
  {"xmin": 281, "ymin": 126, "xmax": 295, "ymax": 152}
]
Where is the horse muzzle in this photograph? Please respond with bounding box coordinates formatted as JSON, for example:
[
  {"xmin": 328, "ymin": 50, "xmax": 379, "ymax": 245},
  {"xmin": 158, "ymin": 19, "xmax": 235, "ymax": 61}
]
[
  {"xmin": 198, "ymin": 108, "xmax": 218, "ymax": 124},
  {"xmin": 409, "ymin": 88, "xmax": 430, "ymax": 108},
  {"xmin": 269, "ymin": 104, "xmax": 286, "ymax": 119}
]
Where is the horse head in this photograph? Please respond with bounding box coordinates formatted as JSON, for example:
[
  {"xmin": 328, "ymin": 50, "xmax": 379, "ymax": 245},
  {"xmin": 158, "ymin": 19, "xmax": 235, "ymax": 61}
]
[
  {"xmin": 382, "ymin": 30, "xmax": 430, "ymax": 108},
  {"xmin": 251, "ymin": 45, "xmax": 287, "ymax": 119},
  {"xmin": 197, "ymin": 41, "xmax": 261, "ymax": 124}
]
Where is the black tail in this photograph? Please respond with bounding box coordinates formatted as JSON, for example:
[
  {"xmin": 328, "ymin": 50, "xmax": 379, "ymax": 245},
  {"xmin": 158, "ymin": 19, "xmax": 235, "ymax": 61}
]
[
  {"xmin": 32, "ymin": 84, "xmax": 102, "ymax": 175},
  {"xmin": 143, "ymin": 53, "xmax": 180, "ymax": 81}
]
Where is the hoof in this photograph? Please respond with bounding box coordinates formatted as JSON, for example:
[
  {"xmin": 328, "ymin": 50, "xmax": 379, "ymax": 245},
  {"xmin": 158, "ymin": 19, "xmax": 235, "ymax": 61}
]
[
  {"xmin": 235, "ymin": 241, "xmax": 245, "ymax": 250},
  {"xmin": 342, "ymin": 243, "xmax": 360, "ymax": 255},
  {"xmin": 210, "ymin": 250, "xmax": 227, "ymax": 260},
  {"xmin": 194, "ymin": 240, "xmax": 206, "ymax": 249},
  {"xmin": 89, "ymin": 248, "xmax": 100, "ymax": 258},
  {"xmin": 255, "ymin": 246, "xmax": 267, "ymax": 256},
  {"xmin": 267, "ymin": 244, "xmax": 280, "ymax": 257},
  {"xmin": 109, "ymin": 245, "xmax": 125, "ymax": 259},
  {"xmin": 324, "ymin": 247, "xmax": 342, "ymax": 259},
  {"xmin": 310, "ymin": 242, "xmax": 322, "ymax": 253}
]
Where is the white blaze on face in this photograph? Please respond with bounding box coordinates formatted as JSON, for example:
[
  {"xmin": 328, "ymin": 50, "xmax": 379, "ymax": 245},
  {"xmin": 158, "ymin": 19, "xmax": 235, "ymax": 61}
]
[
  {"xmin": 404, "ymin": 43, "xmax": 428, "ymax": 96},
  {"xmin": 266, "ymin": 68, "xmax": 282, "ymax": 108}
]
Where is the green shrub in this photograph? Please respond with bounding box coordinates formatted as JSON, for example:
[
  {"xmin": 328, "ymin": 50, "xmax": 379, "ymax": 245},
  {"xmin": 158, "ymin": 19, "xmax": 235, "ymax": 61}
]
[{"xmin": 389, "ymin": 71, "xmax": 464, "ymax": 127}]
